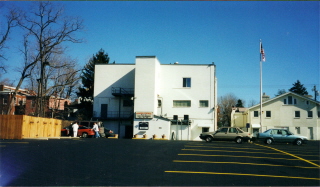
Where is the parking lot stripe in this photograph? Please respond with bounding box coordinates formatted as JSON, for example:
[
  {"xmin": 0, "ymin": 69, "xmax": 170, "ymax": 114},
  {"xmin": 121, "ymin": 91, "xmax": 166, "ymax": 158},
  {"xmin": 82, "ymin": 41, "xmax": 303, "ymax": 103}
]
[
  {"xmin": 178, "ymin": 153, "xmax": 317, "ymax": 161},
  {"xmin": 254, "ymin": 143, "xmax": 320, "ymax": 168},
  {"xmin": 182, "ymin": 148, "xmax": 288, "ymax": 155},
  {"xmin": 173, "ymin": 160, "xmax": 319, "ymax": 169},
  {"xmin": 164, "ymin": 171, "xmax": 320, "ymax": 180}
]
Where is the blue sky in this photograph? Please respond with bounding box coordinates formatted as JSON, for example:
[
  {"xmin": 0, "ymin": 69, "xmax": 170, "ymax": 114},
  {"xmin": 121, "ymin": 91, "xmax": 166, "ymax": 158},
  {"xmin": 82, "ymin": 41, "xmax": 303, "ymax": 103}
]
[{"xmin": 1, "ymin": 1, "xmax": 319, "ymax": 105}]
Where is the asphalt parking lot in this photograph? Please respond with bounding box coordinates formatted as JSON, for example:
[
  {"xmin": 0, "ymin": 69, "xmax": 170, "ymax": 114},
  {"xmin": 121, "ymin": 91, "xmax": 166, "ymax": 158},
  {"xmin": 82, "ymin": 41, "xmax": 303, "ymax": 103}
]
[{"xmin": 0, "ymin": 138, "xmax": 319, "ymax": 186}]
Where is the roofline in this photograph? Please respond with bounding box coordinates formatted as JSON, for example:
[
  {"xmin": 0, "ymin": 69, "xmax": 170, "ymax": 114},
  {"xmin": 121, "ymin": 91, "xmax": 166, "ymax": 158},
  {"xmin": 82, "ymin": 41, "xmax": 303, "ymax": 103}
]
[{"xmin": 249, "ymin": 91, "xmax": 320, "ymax": 110}]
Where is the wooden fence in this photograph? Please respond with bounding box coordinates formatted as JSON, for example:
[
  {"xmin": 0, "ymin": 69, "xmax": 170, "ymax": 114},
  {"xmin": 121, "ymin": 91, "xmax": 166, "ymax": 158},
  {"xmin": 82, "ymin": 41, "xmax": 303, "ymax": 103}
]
[{"xmin": 0, "ymin": 115, "xmax": 72, "ymax": 139}]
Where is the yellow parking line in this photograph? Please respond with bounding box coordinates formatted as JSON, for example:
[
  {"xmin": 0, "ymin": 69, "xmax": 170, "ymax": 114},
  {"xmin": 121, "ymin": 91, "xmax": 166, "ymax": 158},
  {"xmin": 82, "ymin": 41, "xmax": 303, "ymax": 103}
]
[
  {"xmin": 178, "ymin": 153, "xmax": 306, "ymax": 161},
  {"xmin": 173, "ymin": 160, "xmax": 319, "ymax": 169},
  {"xmin": 254, "ymin": 143, "xmax": 320, "ymax": 168},
  {"xmin": 185, "ymin": 145, "xmax": 266, "ymax": 150},
  {"xmin": 164, "ymin": 171, "xmax": 320, "ymax": 180},
  {"xmin": 182, "ymin": 148, "xmax": 287, "ymax": 155}
]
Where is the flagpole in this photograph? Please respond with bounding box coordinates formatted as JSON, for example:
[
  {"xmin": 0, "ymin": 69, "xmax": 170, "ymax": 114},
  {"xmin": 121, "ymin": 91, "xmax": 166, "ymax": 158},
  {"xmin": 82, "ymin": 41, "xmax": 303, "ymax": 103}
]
[{"xmin": 260, "ymin": 40, "xmax": 263, "ymax": 132}]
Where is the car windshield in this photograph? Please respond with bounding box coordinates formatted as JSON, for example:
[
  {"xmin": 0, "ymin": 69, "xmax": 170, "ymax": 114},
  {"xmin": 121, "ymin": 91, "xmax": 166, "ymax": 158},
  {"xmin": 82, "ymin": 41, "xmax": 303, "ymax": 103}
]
[{"xmin": 263, "ymin": 129, "xmax": 271, "ymax": 133}]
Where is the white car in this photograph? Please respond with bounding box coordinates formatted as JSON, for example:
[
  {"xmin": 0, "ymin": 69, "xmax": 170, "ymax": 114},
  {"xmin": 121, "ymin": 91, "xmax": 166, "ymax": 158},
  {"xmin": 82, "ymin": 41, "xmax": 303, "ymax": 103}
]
[{"xmin": 199, "ymin": 127, "xmax": 252, "ymax": 144}]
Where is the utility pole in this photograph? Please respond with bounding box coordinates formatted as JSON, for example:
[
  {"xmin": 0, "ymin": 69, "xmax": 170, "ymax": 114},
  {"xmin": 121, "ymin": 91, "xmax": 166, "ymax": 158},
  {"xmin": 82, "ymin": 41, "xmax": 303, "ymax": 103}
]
[{"xmin": 312, "ymin": 85, "xmax": 319, "ymax": 101}]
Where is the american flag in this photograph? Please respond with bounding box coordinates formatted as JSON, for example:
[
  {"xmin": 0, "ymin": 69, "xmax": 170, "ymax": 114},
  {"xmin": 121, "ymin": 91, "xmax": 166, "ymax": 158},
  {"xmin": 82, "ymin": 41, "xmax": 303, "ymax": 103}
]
[{"xmin": 260, "ymin": 42, "xmax": 266, "ymax": 62}]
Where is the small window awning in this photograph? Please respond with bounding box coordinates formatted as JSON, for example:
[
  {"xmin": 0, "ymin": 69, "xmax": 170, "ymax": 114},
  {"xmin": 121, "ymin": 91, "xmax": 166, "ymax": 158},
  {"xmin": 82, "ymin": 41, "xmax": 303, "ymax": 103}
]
[
  {"xmin": 252, "ymin": 124, "xmax": 261, "ymax": 128},
  {"xmin": 197, "ymin": 124, "xmax": 213, "ymax": 127}
]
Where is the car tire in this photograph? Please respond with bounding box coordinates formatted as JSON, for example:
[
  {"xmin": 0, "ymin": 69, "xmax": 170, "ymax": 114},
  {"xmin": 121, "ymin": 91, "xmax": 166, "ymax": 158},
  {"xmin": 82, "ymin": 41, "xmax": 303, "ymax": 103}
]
[
  {"xmin": 82, "ymin": 132, "xmax": 88, "ymax": 138},
  {"xmin": 235, "ymin": 137, "xmax": 243, "ymax": 144},
  {"xmin": 295, "ymin": 139, "xmax": 302, "ymax": 146},
  {"xmin": 205, "ymin": 136, "xmax": 213, "ymax": 142},
  {"xmin": 265, "ymin": 138, "xmax": 273, "ymax": 145}
]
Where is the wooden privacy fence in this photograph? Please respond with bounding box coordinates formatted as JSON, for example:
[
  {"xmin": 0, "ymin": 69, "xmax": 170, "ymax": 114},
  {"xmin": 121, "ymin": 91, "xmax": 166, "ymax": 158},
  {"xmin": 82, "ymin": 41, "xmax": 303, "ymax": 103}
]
[{"xmin": 0, "ymin": 115, "xmax": 71, "ymax": 139}]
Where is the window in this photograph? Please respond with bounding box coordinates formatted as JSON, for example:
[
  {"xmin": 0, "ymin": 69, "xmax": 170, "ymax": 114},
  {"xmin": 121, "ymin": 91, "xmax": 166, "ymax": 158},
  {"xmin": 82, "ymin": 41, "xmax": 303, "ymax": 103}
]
[
  {"xmin": 199, "ymin": 100, "xmax": 208, "ymax": 107},
  {"xmin": 285, "ymin": 96, "xmax": 296, "ymax": 105},
  {"xmin": 307, "ymin": 111, "xmax": 313, "ymax": 118},
  {"xmin": 254, "ymin": 111, "xmax": 259, "ymax": 117},
  {"xmin": 295, "ymin": 111, "xmax": 300, "ymax": 118},
  {"xmin": 158, "ymin": 100, "xmax": 162, "ymax": 108},
  {"xmin": 173, "ymin": 100, "xmax": 191, "ymax": 107},
  {"xmin": 296, "ymin": 127, "xmax": 301, "ymax": 134},
  {"xmin": 202, "ymin": 127, "xmax": 209, "ymax": 133},
  {"xmin": 288, "ymin": 96, "xmax": 293, "ymax": 104},
  {"xmin": 229, "ymin": 128, "xmax": 238, "ymax": 133},
  {"xmin": 183, "ymin": 78, "xmax": 191, "ymax": 87},
  {"xmin": 266, "ymin": 111, "xmax": 271, "ymax": 118},
  {"xmin": 318, "ymin": 111, "xmax": 320, "ymax": 118},
  {"xmin": 306, "ymin": 101, "xmax": 309, "ymax": 105},
  {"xmin": 3, "ymin": 97, "xmax": 7, "ymax": 105}
]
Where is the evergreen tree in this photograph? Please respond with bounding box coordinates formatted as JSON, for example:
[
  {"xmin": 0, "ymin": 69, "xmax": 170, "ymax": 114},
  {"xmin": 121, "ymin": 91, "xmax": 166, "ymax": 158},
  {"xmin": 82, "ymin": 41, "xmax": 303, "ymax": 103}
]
[
  {"xmin": 289, "ymin": 80, "xmax": 308, "ymax": 95},
  {"xmin": 275, "ymin": 89, "xmax": 287, "ymax": 97},
  {"xmin": 77, "ymin": 49, "xmax": 110, "ymax": 120},
  {"xmin": 235, "ymin": 99, "xmax": 244, "ymax": 107}
]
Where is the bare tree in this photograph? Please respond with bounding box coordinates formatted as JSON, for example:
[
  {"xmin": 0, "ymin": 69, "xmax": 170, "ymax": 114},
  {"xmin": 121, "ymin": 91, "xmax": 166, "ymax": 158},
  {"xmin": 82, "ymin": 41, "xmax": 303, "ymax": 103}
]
[
  {"xmin": 217, "ymin": 93, "xmax": 238, "ymax": 127},
  {"xmin": 247, "ymin": 99, "xmax": 258, "ymax": 107},
  {"xmin": 0, "ymin": 6, "xmax": 20, "ymax": 73},
  {"xmin": 6, "ymin": 1, "xmax": 83, "ymax": 116}
]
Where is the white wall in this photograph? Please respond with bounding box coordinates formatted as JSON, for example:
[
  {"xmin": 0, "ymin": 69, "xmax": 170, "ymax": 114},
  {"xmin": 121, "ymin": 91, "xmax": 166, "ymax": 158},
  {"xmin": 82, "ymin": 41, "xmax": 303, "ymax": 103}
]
[
  {"xmin": 93, "ymin": 57, "xmax": 218, "ymax": 140},
  {"xmin": 93, "ymin": 64, "xmax": 135, "ymax": 117}
]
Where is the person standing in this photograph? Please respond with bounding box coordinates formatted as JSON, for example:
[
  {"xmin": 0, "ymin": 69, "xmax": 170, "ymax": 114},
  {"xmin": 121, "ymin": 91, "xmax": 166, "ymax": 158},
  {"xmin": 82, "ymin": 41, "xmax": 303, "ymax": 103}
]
[
  {"xmin": 92, "ymin": 122, "xmax": 100, "ymax": 138},
  {"xmin": 72, "ymin": 122, "xmax": 79, "ymax": 137}
]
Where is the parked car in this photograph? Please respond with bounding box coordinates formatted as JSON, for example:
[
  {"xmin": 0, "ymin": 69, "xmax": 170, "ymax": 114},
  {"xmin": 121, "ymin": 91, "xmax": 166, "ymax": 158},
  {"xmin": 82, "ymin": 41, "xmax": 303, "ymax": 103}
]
[
  {"xmin": 78, "ymin": 121, "xmax": 105, "ymax": 137},
  {"xmin": 61, "ymin": 125, "xmax": 95, "ymax": 138},
  {"xmin": 257, "ymin": 128, "xmax": 308, "ymax": 145},
  {"xmin": 199, "ymin": 127, "xmax": 252, "ymax": 144},
  {"xmin": 104, "ymin": 128, "xmax": 115, "ymax": 138}
]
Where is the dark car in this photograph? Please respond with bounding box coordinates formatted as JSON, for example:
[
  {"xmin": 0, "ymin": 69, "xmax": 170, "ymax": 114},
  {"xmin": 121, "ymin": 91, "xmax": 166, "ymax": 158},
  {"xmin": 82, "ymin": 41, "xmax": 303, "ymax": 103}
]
[
  {"xmin": 104, "ymin": 128, "xmax": 115, "ymax": 138},
  {"xmin": 61, "ymin": 125, "xmax": 95, "ymax": 138},
  {"xmin": 257, "ymin": 128, "xmax": 308, "ymax": 145},
  {"xmin": 200, "ymin": 127, "xmax": 252, "ymax": 144}
]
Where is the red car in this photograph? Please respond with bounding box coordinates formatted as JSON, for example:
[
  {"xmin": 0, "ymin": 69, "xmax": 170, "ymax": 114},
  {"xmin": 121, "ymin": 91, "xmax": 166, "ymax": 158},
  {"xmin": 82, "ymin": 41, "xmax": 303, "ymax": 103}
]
[{"xmin": 61, "ymin": 125, "xmax": 95, "ymax": 138}]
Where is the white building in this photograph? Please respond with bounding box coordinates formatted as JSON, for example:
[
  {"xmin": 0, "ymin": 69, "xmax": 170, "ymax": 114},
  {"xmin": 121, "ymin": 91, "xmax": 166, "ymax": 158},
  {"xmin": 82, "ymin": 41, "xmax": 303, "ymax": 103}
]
[
  {"xmin": 93, "ymin": 56, "xmax": 217, "ymax": 140},
  {"xmin": 231, "ymin": 92, "xmax": 320, "ymax": 140}
]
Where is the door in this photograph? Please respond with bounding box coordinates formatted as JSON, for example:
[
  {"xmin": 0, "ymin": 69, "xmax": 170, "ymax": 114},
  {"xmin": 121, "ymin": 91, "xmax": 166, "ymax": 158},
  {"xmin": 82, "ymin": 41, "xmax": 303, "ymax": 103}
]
[
  {"xmin": 101, "ymin": 104, "xmax": 108, "ymax": 118},
  {"xmin": 308, "ymin": 127, "xmax": 314, "ymax": 140},
  {"xmin": 225, "ymin": 127, "xmax": 238, "ymax": 140},
  {"xmin": 213, "ymin": 127, "xmax": 228, "ymax": 140}
]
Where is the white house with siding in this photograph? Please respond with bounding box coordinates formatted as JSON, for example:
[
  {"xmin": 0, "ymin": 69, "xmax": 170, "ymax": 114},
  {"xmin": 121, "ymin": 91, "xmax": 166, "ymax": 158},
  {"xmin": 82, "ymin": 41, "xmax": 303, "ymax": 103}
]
[
  {"xmin": 93, "ymin": 56, "xmax": 217, "ymax": 140},
  {"xmin": 231, "ymin": 92, "xmax": 320, "ymax": 140}
]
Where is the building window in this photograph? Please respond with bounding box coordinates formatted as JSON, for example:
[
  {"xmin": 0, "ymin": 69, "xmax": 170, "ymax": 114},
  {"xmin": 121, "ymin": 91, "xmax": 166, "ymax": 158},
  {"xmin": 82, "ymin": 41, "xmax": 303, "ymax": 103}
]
[
  {"xmin": 318, "ymin": 111, "xmax": 320, "ymax": 118},
  {"xmin": 266, "ymin": 111, "xmax": 271, "ymax": 118},
  {"xmin": 158, "ymin": 100, "xmax": 162, "ymax": 108},
  {"xmin": 199, "ymin": 100, "xmax": 208, "ymax": 107},
  {"xmin": 306, "ymin": 101, "xmax": 309, "ymax": 105},
  {"xmin": 183, "ymin": 78, "xmax": 191, "ymax": 88},
  {"xmin": 3, "ymin": 97, "xmax": 7, "ymax": 105},
  {"xmin": 285, "ymin": 96, "xmax": 296, "ymax": 105},
  {"xmin": 307, "ymin": 111, "xmax": 313, "ymax": 118},
  {"xmin": 296, "ymin": 127, "xmax": 301, "ymax": 134},
  {"xmin": 173, "ymin": 100, "xmax": 191, "ymax": 107},
  {"xmin": 202, "ymin": 127, "xmax": 209, "ymax": 133},
  {"xmin": 295, "ymin": 111, "xmax": 300, "ymax": 118},
  {"xmin": 288, "ymin": 96, "xmax": 293, "ymax": 104},
  {"xmin": 254, "ymin": 111, "xmax": 259, "ymax": 117}
]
